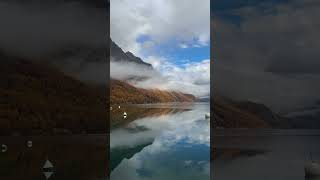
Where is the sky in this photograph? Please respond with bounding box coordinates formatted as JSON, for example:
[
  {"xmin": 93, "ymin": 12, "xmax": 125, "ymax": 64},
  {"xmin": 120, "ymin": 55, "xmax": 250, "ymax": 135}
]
[
  {"xmin": 212, "ymin": 0, "xmax": 320, "ymax": 113},
  {"xmin": 110, "ymin": 0, "xmax": 210, "ymax": 97}
]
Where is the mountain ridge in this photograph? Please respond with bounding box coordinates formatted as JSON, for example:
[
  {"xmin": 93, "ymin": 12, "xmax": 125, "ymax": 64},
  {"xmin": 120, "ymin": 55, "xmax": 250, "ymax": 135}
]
[
  {"xmin": 110, "ymin": 39, "xmax": 197, "ymax": 104},
  {"xmin": 1, "ymin": 52, "xmax": 107, "ymax": 135},
  {"xmin": 110, "ymin": 38, "xmax": 152, "ymax": 68}
]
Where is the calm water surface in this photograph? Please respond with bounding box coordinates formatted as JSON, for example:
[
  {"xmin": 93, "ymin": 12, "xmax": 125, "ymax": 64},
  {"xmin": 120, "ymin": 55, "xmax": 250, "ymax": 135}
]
[
  {"xmin": 110, "ymin": 103, "xmax": 210, "ymax": 180},
  {"xmin": 0, "ymin": 135, "xmax": 107, "ymax": 180},
  {"xmin": 213, "ymin": 129, "xmax": 320, "ymax": 180}
]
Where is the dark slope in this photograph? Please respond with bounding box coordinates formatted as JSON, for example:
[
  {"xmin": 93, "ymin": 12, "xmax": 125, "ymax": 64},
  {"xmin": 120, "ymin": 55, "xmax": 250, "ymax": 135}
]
[
  {"xmin": 212, "ymin": 96, "xmax": 293, "ymax": 129},
  {"xmin": 1, "ymin": 53, "xmax": 107, "ymax": 135}
]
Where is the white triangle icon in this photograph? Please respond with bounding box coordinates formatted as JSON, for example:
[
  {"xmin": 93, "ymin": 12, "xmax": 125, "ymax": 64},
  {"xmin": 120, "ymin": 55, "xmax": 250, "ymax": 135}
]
[
  {"xmin": 43, "ymin": 171, "xmax": 53, "ymax": 179},
  {"xmin": 43, "ymin": 159, "xmax": 54, "ymax": 169}
]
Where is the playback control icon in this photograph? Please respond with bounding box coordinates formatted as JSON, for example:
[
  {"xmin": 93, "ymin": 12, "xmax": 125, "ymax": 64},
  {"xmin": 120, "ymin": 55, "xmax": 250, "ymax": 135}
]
[
  {"xmin": 43, "ymin": 159, "xmax": 55, "ymax": 179},
  {"xmin": 1, "ymin": 144, "xmax": 7, "ymax": 153}
]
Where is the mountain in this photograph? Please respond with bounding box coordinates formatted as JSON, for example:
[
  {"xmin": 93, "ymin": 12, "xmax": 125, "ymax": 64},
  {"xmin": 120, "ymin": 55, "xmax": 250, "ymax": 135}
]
[
  {"xmin": 233, "ymin": 100, "xmax": 291, "ymax": 128},
  {"xmin": 284, "ymin": 102, "xmax": 320, "ymax": 129},
  {"xmin": 45, "ymin": 45, "xmax": 108, "ymax": 84},
  {"xmin": 212, "ymin": 96, "xmax": 293, "ymax": 129},
  {"xmin": 212, "ymin": 96, "xmax": 271, "ymax": 128},
  {"xmin": 110, "ymin": 80, "xmax": 195, "ymax": 104},
  {"xmin": 110, "ymin": 39, "xmax": 196, "ymax": 104},
  {"xmin": 1, "ymin": 52, "xmax": 107, "ymax": 135},
  {"xmin": 110, "ymin": 38, "xmax": 152, "ymax": 68}
]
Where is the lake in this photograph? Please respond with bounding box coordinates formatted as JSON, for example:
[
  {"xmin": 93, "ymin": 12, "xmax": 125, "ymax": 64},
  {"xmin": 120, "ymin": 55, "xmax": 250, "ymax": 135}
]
[
  {"xmin": 110, "ymin": 103, "xmax": 210, "ymax": 180},
  {"xmin": 0, "ymin": 135, "xmax": 107, "ymax": 180},
  {"xmin": 2, "ymin": 102, "xmax": 318, "ymax": 180},
  {"xmin": 212, "ymin": 129, "xmax": 320, "ymax": 180}
]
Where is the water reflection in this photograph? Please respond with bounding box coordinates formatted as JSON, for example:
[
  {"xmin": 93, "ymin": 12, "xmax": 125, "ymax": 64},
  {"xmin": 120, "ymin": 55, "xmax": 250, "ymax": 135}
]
[
  {"xmin": 110, "ymin": 103, "xmax": 210, "ymax": 180},
  {"xmin": 212, "ymin": 132, "xmax": 320, "ymax": 180}
]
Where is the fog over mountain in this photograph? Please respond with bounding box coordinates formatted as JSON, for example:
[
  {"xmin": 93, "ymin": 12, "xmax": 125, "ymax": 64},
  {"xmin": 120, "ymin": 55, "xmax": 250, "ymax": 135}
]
[
  {"xmin": 0, "ymin": 0, "xmax": 109, "ymax": 84},
  {"xmin": 212, "ymin": 0, "xmax": 320, "ymax": 114},
  {"xmin": 0, "ymin": 0, "xmax": 107, "ymax": 56}
]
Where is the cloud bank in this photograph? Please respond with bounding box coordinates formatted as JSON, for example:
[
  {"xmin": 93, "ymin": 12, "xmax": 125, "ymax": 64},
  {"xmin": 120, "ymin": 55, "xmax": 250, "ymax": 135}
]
[
  {"xmin": 110, "ymin": 0, "xmax": 210, "ymax": 56},
  {"xmin": 212, "ymin": 0, "xmax": 320, "ymax": 113},
  {"xmin": 0, "ymin": 1, "xmax": 107, "ymax": 57},
  {"xmin": 110, "ymin": 0, "xmax": 210, "ymax": 98},
  {"xmin": 0, "ymin": 1, "xmax": 108, "ymax": 84},
  {"xmin": 110, "ymin": 58, "xmax": 210, "ymax": 97}
]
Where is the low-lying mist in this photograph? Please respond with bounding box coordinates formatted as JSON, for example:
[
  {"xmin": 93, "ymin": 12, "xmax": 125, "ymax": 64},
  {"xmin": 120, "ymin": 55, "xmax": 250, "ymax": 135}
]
[{"xmin": 111, "ymin": 59, "xmax": 210, "ymax": 98}]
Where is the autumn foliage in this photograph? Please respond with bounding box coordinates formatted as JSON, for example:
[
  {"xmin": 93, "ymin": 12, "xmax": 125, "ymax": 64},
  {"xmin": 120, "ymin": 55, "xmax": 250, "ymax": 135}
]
[
  {"xmin": 110, "ymin": 79, "xmax": 196, "ymax": 104},
  {"xmin": 1, "ymin": 54, "xmax": 107, "ymax": 135}
]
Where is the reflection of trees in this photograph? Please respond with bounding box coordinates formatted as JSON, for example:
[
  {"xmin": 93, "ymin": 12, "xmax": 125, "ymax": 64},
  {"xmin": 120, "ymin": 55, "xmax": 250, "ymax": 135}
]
[
  {"xmin": 110, "ymin": 107, "xmax": 190, "ymax": 172},
  {"xmin": 212, "ymin": 148, "xmax": 265, "ymax": 160},
  {"xmin": 110, "ymin": 107, "xmax": 189, "ymax": 129},
  {"xmin": 125, "ymin": 125, "xmax": 149, "ymax": 133}
]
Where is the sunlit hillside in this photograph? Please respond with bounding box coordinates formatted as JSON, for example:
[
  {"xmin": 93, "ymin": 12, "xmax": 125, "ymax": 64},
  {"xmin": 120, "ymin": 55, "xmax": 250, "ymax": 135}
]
[{"xmin": 110, "ymin": 79, "xmax": 195, "ymax": 104}]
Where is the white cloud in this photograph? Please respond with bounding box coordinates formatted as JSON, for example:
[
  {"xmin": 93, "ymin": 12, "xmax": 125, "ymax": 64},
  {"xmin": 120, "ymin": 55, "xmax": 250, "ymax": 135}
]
[
  {"xmin": 0, "ymin": 2, "xmax": 106, "ymax": 57},
  {"xmin": 110, "ymin": 60, "xmax": 161, "ymax": 80},
  {"xmin": 110, "ymin": 57, "xmax": 210, "ymax": 97},
  {"xmin": 110, "ymin": 104, "xmax": 210, "ymax": 179},
  {"xmin": 110, "ymin": 0, "xmax": 210, "ymax": 56},
  {"xmin": 110, "ymin": 0, "xmax": 210, "ymax": 98},
  {"xmin": 179, "ymin": 43, "xmax": 189, "ymax": 49},
  {"xmin": 213, "ymin": 0, "xmax": 320, "ymax": 112},
  {"xmin": 144, "ymin": 56, "xmax": 210, "ymax": 97}
]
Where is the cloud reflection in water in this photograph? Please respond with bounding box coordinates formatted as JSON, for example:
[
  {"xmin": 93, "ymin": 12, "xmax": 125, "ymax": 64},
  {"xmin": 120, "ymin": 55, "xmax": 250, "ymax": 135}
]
[{"xmin": 110, "ymin": 104, "xmax": 210, "ymax": 180}]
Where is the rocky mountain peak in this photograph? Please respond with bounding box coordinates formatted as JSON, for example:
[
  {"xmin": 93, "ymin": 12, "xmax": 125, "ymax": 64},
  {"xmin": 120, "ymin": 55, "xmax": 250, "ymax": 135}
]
[{"xmin": 110, "ymin": 38, "xmax": 152, "ymax": 68}]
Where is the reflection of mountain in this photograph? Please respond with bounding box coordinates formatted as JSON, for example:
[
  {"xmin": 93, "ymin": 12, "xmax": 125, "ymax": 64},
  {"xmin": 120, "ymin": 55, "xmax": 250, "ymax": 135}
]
[
  {"xmin": 110, "ymin": 104, "xmax": 189, "ymax": 128},
  {"xmin": 1, "ymin": 52, "xmax": 107, "ymax": 135},
  {"xmin": 213, "ymin": 96, "xmax": 279, "ymax": 128},
  {"xmin": 110, "ymin": 142, "xmax": 152, "ymax": 172},
  {"xmin": 212, "ymin": 148, "xmax": 265, "ymax": 159},
  {"xmin": 110, "ymin": 106, "xmax": 186, "ymax": 172},
  {"xmin": 110, "ymin": 104, "xmax": 210, "ymax": 179},
  {"xmin": 110, "ymin": 39, "xmax": 196, "ymax": 104}
]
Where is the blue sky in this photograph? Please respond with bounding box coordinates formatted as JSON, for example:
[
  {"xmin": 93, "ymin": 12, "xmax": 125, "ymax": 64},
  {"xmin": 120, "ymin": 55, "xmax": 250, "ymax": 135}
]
[{"xmin": 137, "ymin": 35, "xmax": 210, "ymax": 67}]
